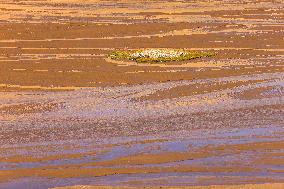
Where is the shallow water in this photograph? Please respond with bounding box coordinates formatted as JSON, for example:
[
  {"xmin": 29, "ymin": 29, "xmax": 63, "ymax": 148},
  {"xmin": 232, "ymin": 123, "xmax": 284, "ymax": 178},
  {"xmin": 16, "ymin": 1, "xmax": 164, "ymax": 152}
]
[{"xmin": 1, "ymin": 125, "xmax": 284, "ymax": 188}]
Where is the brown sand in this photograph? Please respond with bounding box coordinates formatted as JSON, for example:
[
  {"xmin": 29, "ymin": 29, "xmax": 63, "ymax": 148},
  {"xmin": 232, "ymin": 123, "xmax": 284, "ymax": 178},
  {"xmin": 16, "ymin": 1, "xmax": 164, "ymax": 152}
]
[
  {"xmin": 0, "ymin": 0, "xmax": 284, "ymax": 188},
  {"xmin": 51, "ymin": 183, "xmax": 284, "ymax": 189}
]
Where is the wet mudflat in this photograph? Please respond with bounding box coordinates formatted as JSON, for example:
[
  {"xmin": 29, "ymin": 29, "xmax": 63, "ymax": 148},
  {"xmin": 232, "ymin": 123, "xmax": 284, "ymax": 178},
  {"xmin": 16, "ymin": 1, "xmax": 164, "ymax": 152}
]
[{"xmin": 0, "ymin": 0, "xmax": 284, "ymax": 189}]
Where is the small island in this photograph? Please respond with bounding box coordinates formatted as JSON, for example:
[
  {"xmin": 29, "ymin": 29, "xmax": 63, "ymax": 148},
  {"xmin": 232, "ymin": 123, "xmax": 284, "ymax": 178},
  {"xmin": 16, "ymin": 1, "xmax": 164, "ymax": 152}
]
[{"xmin": 109, "ymin": 48, "xmax": 215, "ymax": 63}]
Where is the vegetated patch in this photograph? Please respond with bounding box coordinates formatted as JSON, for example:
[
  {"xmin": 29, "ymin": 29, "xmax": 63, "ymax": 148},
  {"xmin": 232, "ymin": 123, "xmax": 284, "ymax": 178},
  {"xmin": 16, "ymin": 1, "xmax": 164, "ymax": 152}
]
[{"xmin": 109, "ymin": 48, "xmax": 215, "ymax": 63}]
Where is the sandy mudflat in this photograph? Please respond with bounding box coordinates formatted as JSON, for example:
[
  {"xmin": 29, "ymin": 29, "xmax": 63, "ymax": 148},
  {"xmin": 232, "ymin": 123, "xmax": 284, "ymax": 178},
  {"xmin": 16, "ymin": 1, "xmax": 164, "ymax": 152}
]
[
  {"xmin": 0, "ymin": 0, "xmax": 284, "ymax": 189},
  {"xmin": 52, "ymin": 183, "xmax": 284, "ymax": 189}
]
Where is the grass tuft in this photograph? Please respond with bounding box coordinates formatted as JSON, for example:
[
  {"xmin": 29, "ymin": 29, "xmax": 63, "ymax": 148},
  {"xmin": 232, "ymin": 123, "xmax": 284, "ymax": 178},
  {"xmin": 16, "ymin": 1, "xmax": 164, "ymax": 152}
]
[{"xmin": 109, "ymin": 48, "xmax": 215, "ymax": 63}]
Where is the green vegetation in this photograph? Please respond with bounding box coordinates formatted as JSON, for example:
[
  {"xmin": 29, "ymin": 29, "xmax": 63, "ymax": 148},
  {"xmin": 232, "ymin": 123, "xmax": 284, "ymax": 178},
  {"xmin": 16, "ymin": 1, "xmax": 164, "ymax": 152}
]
[{"xmin": 109, "ymin": 48, "xmax": 215, "ymax": 63}]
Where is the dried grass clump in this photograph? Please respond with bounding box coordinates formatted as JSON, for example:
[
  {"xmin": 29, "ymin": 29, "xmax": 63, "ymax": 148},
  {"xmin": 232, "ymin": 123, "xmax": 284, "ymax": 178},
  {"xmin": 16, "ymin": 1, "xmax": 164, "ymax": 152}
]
[{"xmin": 109, "ymin": 48, "xmax": 215, "ymax": 63}]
